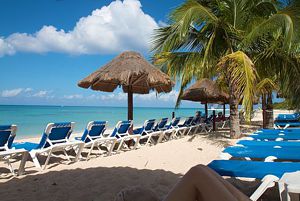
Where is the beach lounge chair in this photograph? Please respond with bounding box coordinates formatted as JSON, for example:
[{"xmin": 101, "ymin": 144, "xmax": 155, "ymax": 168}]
[
  {"xmin": 13, "ymin": 122, "xmax": 84, "ymax": 170},
  {"xmin": 133, "ymin": 119, "xmax": 156, "ymax": 146},
  {"xmin": 237, "ymin": 140, "xmax": 300, "ymax": 148},
  {"xmin": 208, "ymin": 160, "xmax": 300, "ymax": 201},
  {"xmin": 108, "ymin": 120, "xmax": 141, "ymax": 152},
  {"xmin": 0, "ymin": 125, "xmax": 28, "ymax": 175},
  {"xmin": 175, "ymin": 116, "xmax": 194, "ymax": 136},
  {"xmin": 158, "ymin": 117, "xmax": 181, "ymax": 143},
  {"xmin": 76, "ymin": 121, "xmax": 117, "ymax": 159},
  {"xmin": 221, "ymin": 145, "xmax": 300, "ymax": 162},
  {"xmin": 185, "ymin": 116, "xmax": 203, "ymax": 134},
  {"xmin": 147, "ymin": 118, "xmax": 169, "ymax": 144},
  {"xmin": 246, "ymin": 133, "xmax": 300, "ymax": 141},
  {"xmin": 255, "ymin": 128, "xmax": 300, "ymax": 134}
]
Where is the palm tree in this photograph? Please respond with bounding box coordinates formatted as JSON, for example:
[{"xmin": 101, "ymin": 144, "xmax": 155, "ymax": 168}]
[{"xmin": 152, "ymin": 0, "xmax": 300, "ymax": 138}]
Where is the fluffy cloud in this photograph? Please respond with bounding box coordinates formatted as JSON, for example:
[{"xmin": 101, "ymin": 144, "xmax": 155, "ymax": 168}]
[
  {"xmin": 0, "ymin": 0, "xmax": 158, "ymax": 57},
  {"xmin": 0, "ymin": 88, "xmax": 54, "ymax": 98},
  {"xmin": 64, "ymin": 94, "xmax": 83, "ymax": 99},
  {"xmin": 1, "ymin": 88, "xmax": 24, "ymax": 97},
  {"xmin": 32, "ymin": 90, "xmax": 51, "ymax": 98}
]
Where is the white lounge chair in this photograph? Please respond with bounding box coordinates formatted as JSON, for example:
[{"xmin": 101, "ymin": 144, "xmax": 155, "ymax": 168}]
[
  {"xmin": 13, "ymin": 122, "xmax": 84, "ymax": 170},
  {"xmin": 0, "ymin": 125, "xmax": 28, "ymax": 176},
  {"xmin": 75, "ymin": 121, "xmax": 117, "ymax": 159}
]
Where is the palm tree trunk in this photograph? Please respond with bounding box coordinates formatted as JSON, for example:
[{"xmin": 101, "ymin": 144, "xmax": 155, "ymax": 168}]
[
  {"xmin": 262, "ymin": 94, "xmax": 267, "ymax": 128},
  {"xmin": 265, "ymin": 92, "xmax": 274, "ymax": 128},
  {"xmin": 229, "ymin": 98, "xmax": 241, "ymax": 138}
]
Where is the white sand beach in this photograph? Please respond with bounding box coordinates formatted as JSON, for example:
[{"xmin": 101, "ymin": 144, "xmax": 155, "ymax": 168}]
[
  {"xmin": 0, "ymin": 134, "xmax": 231, "ymax": 201},
  {"xmin": 0, "ymin": 109, "xmax": 294, "ymax": 201}
]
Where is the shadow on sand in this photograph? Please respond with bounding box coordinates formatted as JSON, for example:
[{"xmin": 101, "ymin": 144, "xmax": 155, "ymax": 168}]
[{"xmin": 0, "ymin": 166, "xmax": 182, "ymax": 201}]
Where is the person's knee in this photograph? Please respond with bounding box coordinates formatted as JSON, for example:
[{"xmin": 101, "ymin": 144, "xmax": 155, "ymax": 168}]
[{"xmin": 188, "ymin": 164, "xmax": 207, "ymax": 175}]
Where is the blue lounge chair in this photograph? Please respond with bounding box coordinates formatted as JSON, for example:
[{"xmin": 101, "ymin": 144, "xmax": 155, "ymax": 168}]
[
  {"xmin": 158, "ymin": 117, "xmax": 181, "ymax": 142},
  {"xmin": 255, "ymin": 128, "xmax": 300, "ymax": 134},
  {"xmin": 0, "ymin": 125, "xmax": 28, "ymax": 175},
  {"xmin": 208, "ymin": 160, "xmax": 300, "ymax": 201},
  {"xmin": 208, "ymin": 160, "xmax": 300, "ymax": 179},
  {"xmin": 147, "ymin": 118, "xmax": 169, "ymax": 144},
  {"xmin": 76, "ymin": 121, "xmax": 117, "ymax": 159},
  {"xmin": 237, "ymin": 140, "xmax": 300, "ymax": 148},
  {"xmin": 275, "ymin": 122, "xmax": 300, "ymax": 128},
  {"xmin": 13, "ymin": 122, "xmax": 84, "ymax": 170},
  {"xmin": 175, "ymin": 116, "xmax": 194, "ymax": 136},
  {"xmin": 133, "ymin": 119, "xmax": 156, "ymax": 146},
  {"xmin": 107, "ymin": 120, "xmax": 141, "ymax": 152},
  {"xmin": 247, "ymin": 133, "xmax": 300, "ymax": 141},
  {"xmin": 276, "ymin": 113, "xmax": 300, "ymax": 121},
  {"xmin": 221, "ymin": 146, "xmax": 300, "ymax": 161}
]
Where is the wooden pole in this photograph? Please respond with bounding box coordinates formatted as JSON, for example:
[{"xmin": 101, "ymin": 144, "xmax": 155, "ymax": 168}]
[
  {"xmin": 213, "ymin": 110, "xmax": 216, "ymax": 131},
  {"xmin": 223, "ymin": 103, "xmax": 226, "ymax": 117},
  {"xmin": 205, "ymin": 103, "xmax": 208, "ymax": 120},
  {"xmin": 262, "ymin": 94, "xmax": 266, "ymax": 128},
  {"xmin": 128, "ymin": 87, "xmax": 133, "ymax": 120}
]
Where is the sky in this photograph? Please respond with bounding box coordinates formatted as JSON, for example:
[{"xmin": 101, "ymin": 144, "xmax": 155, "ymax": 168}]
[
  {"xmin": 0, "ymin": 0, "xmax": 207, "ymax": 108},
  {"xmin": 0, "ymin": 0, "xmax": 281, "ymax": 108}
]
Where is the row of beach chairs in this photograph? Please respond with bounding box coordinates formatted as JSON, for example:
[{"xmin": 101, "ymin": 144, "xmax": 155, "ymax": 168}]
[
  {"xmin": 275, "ymin": 112, "xmax": 300, "ymax": 129},
  {"xmin": 0, "ymin": 115, "xmax": 218, "ymax": 175},
  {"xmin": 208, "ymin": 126, "xmax": 300, "ymax": 201}
]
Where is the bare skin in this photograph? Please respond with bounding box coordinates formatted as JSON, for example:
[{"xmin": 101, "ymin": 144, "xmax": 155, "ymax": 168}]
[{"xmin": 164, "ymin": 165, "xmax": 251, "ymax": 201}]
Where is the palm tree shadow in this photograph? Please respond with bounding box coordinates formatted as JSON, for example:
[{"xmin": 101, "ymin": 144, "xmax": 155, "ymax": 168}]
[{"xmin": 0, "ymin": 166, "xmax": 182, "ymax": 201}]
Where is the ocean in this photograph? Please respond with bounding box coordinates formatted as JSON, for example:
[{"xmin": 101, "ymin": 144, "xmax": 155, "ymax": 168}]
[{"xmin": 0, "ymin": 105, "xmax": 228, "ymax": 139}]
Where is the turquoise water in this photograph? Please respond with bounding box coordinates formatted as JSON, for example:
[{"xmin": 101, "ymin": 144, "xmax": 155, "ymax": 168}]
[{"xmin": 0, "ymin": 105, "xmax": 227, "ymax": 139}]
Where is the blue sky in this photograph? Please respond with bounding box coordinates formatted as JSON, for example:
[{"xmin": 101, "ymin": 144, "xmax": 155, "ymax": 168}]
[
  {"xmin": 0, "ymin": 0, "xmax": 205, "ymax": 108},
  {"xmin": 0, "ymin": 0, "xmax": 281, "ymax": 108}
]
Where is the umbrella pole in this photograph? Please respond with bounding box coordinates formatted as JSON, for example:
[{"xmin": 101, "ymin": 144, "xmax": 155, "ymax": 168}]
[
  {"xmin": 223, "ymin": 103, "xmax": 226, "ymax": 116},
  {"xmin": 205, "ymin": 103, "xmax": 208, "ymax": 119},
  {"xmin": 128, "ymin": 88, "xmax": 133, "ymax": 120}
]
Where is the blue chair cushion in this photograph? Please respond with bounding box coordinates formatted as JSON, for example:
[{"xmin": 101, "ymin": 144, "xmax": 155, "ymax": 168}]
[{"xmin": 208, "ymin": 160, "xmax": 300, "ymax": 179}]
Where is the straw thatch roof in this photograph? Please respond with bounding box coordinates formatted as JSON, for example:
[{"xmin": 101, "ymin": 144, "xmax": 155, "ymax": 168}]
[
  {"xmin": 78, "ymin": 51, "xmax": 174, "ymax": 94},
  {"xmin": 181, "ymin": 79, "xmax": 229, "ymax": 103}
]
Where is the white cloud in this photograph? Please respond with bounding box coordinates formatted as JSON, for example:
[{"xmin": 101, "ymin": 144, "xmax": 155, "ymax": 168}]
[
  {"xmin": 64, "ymin": 94, "xmax": 83, "ymax": 99},
  {"xmin": 1, "ymin": 88, "xmax": 24, "ymax": 97},
  {"xmin": 0, "ymin": 0, "xmax": 158, "ymax": 57},
  {"xmin": 32, "ymin": 90, "xmax": 51, "ymax": 98},
  {"xmin": 24, "ymin": 88, "xmax": 33, "ymax": 92},
  {"xmin": 136, "ymin": 90, "xmax": 178, "ymax": 102}
]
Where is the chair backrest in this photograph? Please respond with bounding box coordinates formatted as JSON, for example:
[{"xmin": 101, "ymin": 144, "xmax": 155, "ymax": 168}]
[
  {"xmin": 192, "ymin": 115, "xmax": 201, "ymax": 125},
  {"xmin": 81, "ymin": 121, "xmax": 107, "ymax": 143},
  {"xmin": 110, "ymin": 120, "xmax": 133, "ymax": 138},
  {"xmin": 144, "ymin": 119, "xmax": 156, "ymax": 132},
  {"xmin": 183, "ymin": 116, "xmax": 194, "ymax": 126},
  {"xmin": 167, "ymin": 117, "xmax": 181, "ymax": 129},
  {"xmin": 154, "ymin": 118, "xmax": 168, "ymax": 131},
  {"xmin": 0, "ymin": 125, "xmax": 17, "ymax": 151},
  {"xmin": 37, "ymin": 122, "xmax": 75, "ymax": 149}
]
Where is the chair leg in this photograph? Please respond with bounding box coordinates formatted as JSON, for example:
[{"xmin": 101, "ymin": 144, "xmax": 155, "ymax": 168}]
[
  {"xmin": 74, "ymin": 143, "xmax": 84, "ymax": 162},
  {"xmin": 107, "ymin": 139, "xmax": 117, "ymax": 156},
  {"xmin": 18, "ymin": 152, "xmax": 28, "ymax": 176},
  {"xmin": 63, "ymin": 149, "xmax": 71, "ymax": 161},
  {"xmin": 87, "ymin": 143, "xmax": 95, "ymax": 160},
  {"xmin": 5, "ymin": 158, "xmax": 15, "ymax": 175},
  {"xmin": 43, "ymin": 150, "xmax": 53, "ymax": 170},
  {"xmin": 157, "ymin": 132, "xmax": 165, "ymax": 144},
  {"xmin": 116, "ymin": 139, "xmax": 124, "ymax": 152},
  {"xmin": 132, "ymin": 136, "xmax": 141, "ymax": 149},
  {"xmin": 30, "ymin": 152, "xmax": 42, "ymax": 170}
]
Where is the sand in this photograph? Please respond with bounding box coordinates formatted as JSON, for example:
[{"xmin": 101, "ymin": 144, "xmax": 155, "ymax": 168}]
[
  {"xmin": 0, "ymin": 134, "xmax": 230, "ymax": 201},
  {"xmin": 1, "ymin": 109, "xmax": 294, "ymax": 201}
]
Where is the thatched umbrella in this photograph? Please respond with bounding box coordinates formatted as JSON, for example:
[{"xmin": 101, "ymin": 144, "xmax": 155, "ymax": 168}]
[
  {"xmin": 78, "ymin": 51, "xmax": 174, "ymax": 120},
  {"xmin": 181, "ymin": 78, "xmax": 229, "ymax": 119}
]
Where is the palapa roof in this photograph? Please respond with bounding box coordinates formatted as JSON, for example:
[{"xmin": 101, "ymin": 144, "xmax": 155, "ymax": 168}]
[
  {"xmin": 181, "ymin": 79, "xmax": 229, "ymax": 104},
  {"xmin": 78, "ymin": 51, "xmax": 174, "ymax": 94}
]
